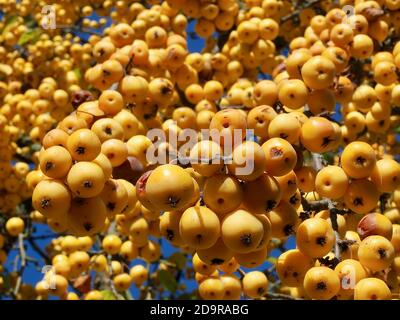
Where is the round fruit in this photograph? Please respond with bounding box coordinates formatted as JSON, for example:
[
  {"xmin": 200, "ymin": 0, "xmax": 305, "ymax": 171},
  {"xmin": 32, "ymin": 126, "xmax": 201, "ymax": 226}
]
[
  {"xmin": 276, "ymin": 249, "xmax": 314, "ymax": 287},
  {"xmin": 296, "ymin": 218, "xmax": 335, "ymax": 258},
  {"xmin": 221, "ymin": 209, "xmax": 264, "ymax": 254},
  {"xmin": 145, "ymin": 164, "xmax": 195, "ymax": 211},
  {"xmin": 261, "ymin": 138, "xmax": 297, "ymax": 176},
  {"xmin": 39, "ymin": 146, "xmax": 72, "ymax": 179},
  {"xmin": 67, "ymin": 129, "xmax": 101, "ymax": 161},
  {"xmin": 242, "ymin": 271, "xmax": 268, "ymax": 299},
  {"xmin": 315, "ymin": 166, "xmax": 349, "ymax": 200},
  {"xmin": 203, "ymin": 175, "xmax": 243, "ymax": 216},
  {"xmin": 341, "ymin": 142, "xmax": 377, "ymax": 179},
  {"xmin": 179, "ymin": 206, "xmax": 220, "ymax": 250},
  {"xmin": 303, "ymin": 266, "xmax": 340, "ymax": 300},
  {"xmin": 358, "ymin": 235, "xmax": 395, "ymax": 272},
  {"xmin": 243, "ymin": 173, "xmax": 282, "ymax": 213},
  {"xmin": 354, "ymin": 278, "xmax": 392, "ymax": 300},
  {"xmin": 67, "ymin": 197, "xmax": 107, "ymax": 236},
  {"xmin": 67, "ymin": 162, "xmax": 106, "ymax": 198}
]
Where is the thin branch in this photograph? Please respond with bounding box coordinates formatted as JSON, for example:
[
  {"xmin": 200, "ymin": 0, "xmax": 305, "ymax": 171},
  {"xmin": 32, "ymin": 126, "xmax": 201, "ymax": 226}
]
[
  {"xmin": 280, "ymin": 0, "xmax": 324, "ymax": 23},
  {"xmin": 13, "ymin": 234, "xmax": 26, "ymax": 297},
  {"xmin": 264, "ymin": 292, "xmax": 301, "ymax": 300},
  {"xmin": 27, "ymin": 238, "xmax": 51, "ymax": 265}
]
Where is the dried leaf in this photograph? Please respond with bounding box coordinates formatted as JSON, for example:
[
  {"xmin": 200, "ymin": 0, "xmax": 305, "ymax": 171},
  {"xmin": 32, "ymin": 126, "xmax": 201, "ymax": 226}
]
[{"xmin": 73, "ymin": 274, "xmax": 91, "ymax": 294}]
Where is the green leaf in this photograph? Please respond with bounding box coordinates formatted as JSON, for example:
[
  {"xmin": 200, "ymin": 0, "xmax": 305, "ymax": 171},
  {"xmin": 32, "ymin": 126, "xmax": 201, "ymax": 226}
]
[
  {"xmin": 100, "ymin": 290, "xmax": 117, "ymax": 300},
  {"xmin": 394, "ymin": 126, "xmax": 400, "ymax": 134},
  {"xmin": 1, "ymin": 15, "xmax": 18, "ymax": 35},
  {"xmin": 168, "ymin": 252, "xmax": 186, "ymax": 270},
  {"xmin": 322, "ymin": 152, "xmax": 335, "ymax": 165},
  {"xmin": 177, "ymin": 293, "xmax": 197, "ymax": 300},
  {"xmin": 18, "ymin": 28, "xmax": 42, "ymax": 46},
  {"xmin": 158, "ymin": 270, "xmax": 178, "ymax": 293},
  {"xmin": 73, "ymin": 68, "xmax": 82, "ymax": 81}
]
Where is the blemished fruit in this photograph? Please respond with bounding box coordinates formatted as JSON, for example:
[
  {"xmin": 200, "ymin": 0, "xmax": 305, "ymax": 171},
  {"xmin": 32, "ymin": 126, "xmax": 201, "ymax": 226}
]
[
  {"xmin": 357, "ymin": 213, "xmax": 393, "ymax": 240},
  {"xmin": 276, "ymin": 249, "xmax": 314, "ymax": 287}
]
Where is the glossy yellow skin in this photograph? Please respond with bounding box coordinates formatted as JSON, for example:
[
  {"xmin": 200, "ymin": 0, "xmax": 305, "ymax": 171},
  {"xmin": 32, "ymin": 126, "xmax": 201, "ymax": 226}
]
[{"xmin": 303, "ymin": 266, "xmax": 340, "ymax": 300}]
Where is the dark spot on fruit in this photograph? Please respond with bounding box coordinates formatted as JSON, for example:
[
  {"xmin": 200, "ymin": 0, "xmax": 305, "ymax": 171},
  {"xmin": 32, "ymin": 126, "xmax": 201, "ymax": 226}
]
[
  {"xmin": 240, "ymin": 233, "xmax": 253, "ymax": 246},
  {"xmin": 293, "ymin": 271, "xmax": 299, "ymax": 277},
  {"xmin": 217, "ymin": 198, "xmax": 224, "ymax": 204},
  {"xmin": 161, "ymin": 85, "xmax": 172, "ymax": 95},
  {"xmin": 105, "ymin": 127, "xmax": 112, "ymax": 135},
  {"xmin": 166, "ymin": 229, "xmax": 174, "ymax": 241},
  {"xmin": 266, "ymin": 200, "xmax": 277, "ymax": 211},
  {"xmin": 40, "ymin": 198, "xmax": 51, "ymax": 209},
  {"xmin": 378, "ymin": 248, "xmax": 386, "ymax": 259},
  {"xmin": 316, "ymin": 236, "xmax": 327, "ymax": 246},
  {"xmin": 355, "ymin": 156, "xmax": 366, "ymax": 165},
  {"xmin": 76, "ymin": 146, "xmax": 86, "ymax": 154},
  {"xmin": 316, "ymin": 281, "xmax": 327, "ymax": 290},
  {"xmin": 270, "ymin": 147, "xmax": 283, "ymax": 158},
  {"xmin": 280, "ymin": 133, "xmax": 288, "ymax": 139},
  {"xmin": 83, "ymin": 181, "xmax": 93, "ymax": 188},
  {"xmin": 107, "ymin": 202, "xmax": 116, "ymax": 211},
  {"xmin": 83, "ymin": 222, "xmax": 93, "ymax": 231},
  {"xmin": 353, "ymin": 197, "xmax": 363, "ymax": 206},
  {"xmin": 45, "ymin": 162, "xmax": 54, "ymax": 172},
  {"xmin": 195, "ymin": 234, "xmax": 203, "ymax": 242},
  {"xmin": 167, "ymin": 196, "xmax": 180, "ymax": 208}
]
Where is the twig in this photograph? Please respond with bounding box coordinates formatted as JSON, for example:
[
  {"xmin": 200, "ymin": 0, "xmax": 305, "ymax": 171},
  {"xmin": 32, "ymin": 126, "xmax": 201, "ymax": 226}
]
[
  {"xmin": 264, "ymin": 292, "xmax": 301, "ymax": 300},
  {"xmin": 107, "ymin": 254, "xmax": 124, "ymax": 300},
  {"xmin": 13, "ymin": 234, "xmax": 26, "ymax": 297},
  {"xmin": 237, "ymin": 268, "xmax": 246, "ymax": 279},
  {"xmin": 27, "ymin": 238, "xmax": 51, "ymax": 265},
  {"xmin": 280, "ymin": 0, "xmax": 324, "ymax": 23}
]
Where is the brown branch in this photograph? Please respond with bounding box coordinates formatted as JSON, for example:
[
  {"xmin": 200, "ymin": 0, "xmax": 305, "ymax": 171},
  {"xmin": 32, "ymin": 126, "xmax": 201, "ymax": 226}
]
[
  {"xmin": 27, "ymin": 238, "xmax": 51, "ymax": 265},
  {"xmin": 13, "ymin": 234, "xmax": 26, "ymax": 297},
  {"xmin": 264, "ymin": 292, "xmax": 302, "ymax": 300},
  {"xmin": 280, "ymin": 0, "xmax": 324, "ymax": 23}
]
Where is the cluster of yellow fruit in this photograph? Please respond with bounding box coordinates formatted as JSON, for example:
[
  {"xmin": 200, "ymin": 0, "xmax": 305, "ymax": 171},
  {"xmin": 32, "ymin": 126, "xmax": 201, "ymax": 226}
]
[
  {"xmin": 31, "ymin": 234, "xmax": 154, "ymax": 300},
  {"xmin": 0, "ymin": 0, "xmax": 400, "ymax": 300}
]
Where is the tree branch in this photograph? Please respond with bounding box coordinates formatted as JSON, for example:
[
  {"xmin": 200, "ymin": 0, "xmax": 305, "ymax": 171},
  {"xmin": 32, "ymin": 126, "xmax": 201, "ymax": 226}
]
[
  {"xmin": 280, "ymin": 0, "xmax": 324, "ymax": 23},
  {"xmin": 27, "ymin": 238, "xmax": 51, "ymax": 265},
  {"xmin": 13, "ymin": 234, "xmax": 26, "ymax": 297}
]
